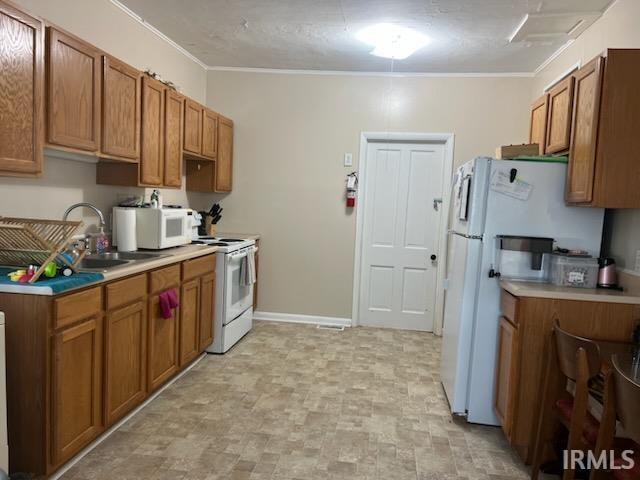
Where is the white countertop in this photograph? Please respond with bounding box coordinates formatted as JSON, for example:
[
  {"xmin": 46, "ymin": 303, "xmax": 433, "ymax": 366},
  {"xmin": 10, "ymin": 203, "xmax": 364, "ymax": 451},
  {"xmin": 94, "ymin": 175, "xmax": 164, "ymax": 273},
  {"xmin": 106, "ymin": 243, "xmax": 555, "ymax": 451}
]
[
  {"xmin": 500, "ymin": 280, "xmax": 640, "ymax": 305},
  {"xmin": 0, "ymin": 243, "xmax": 219, "ymax": 296}
]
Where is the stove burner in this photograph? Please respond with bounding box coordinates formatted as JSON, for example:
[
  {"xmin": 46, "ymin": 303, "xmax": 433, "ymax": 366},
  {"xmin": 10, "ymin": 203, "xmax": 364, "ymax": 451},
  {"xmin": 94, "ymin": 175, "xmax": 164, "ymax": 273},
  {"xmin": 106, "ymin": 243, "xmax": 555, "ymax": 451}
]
[{"xmin": 219, "ymin": 238, "xmax": 244, "ymax": 243}]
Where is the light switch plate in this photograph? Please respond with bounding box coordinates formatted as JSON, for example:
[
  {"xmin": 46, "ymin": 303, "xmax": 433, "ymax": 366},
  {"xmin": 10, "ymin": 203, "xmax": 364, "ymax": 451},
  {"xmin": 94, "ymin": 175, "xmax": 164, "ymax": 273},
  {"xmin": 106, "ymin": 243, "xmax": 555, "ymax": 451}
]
[
  {"xmin": 344, "ymin": 153, "xmax": 353, "ymax": 167},
  {"xmin": 635, "ymin": 250, "xmax": 640, "ymax": 272}
]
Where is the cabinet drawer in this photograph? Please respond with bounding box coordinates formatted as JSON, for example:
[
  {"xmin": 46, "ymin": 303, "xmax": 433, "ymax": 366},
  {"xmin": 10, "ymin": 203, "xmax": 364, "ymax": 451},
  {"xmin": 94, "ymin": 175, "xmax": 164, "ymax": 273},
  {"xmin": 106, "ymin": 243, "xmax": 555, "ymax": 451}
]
[
  {"xmin": 182, "ymin": 254, "xmax": 216, "ymax": 281},
  {"xmin": 500, "ymin": 290, "xmax": 519, "ymax": 324},
  {"xmin": 105, "ymin": 274, "xmax": 147, "ymax": 310},
  {"xmin": 149, "ymin": 264, "xmax": 181, "ymax": 294},
  {"xmin": 54, "ymin": 287, "xmax": 102, "ymax": 329}
]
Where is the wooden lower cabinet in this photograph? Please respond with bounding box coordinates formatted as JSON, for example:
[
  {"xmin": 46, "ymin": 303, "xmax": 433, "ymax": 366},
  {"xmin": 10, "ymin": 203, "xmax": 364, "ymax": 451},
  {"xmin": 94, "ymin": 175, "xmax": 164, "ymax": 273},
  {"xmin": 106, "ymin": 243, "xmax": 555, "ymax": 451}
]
[
  {"xmin": 0, "ymin": 255, "xmax": 217, "ymax": 477},
  {"xmin": 148, "ymin": 287, "xmax": 180, "ymax": 391},
  {"xmin": 51, "ymin": 316, "xmax": 103, "ymax": 466},
  {"xmin": 495, "ymin": 288, "xmax": 640, "ymax": 462},
  {"xmin": 494, "ymin": 316, "xmax": 518, "ymax": 440},
  {"xmin": 104, "ymin": 300, "xmax": 147, "ymax": 425},
  {"xmin": 199, "ymin": 272, "xmax": 215, "ymax": 350},
  {"xmin": 180, "ymin": 278, "xmax": 200, "ymax": 365}
]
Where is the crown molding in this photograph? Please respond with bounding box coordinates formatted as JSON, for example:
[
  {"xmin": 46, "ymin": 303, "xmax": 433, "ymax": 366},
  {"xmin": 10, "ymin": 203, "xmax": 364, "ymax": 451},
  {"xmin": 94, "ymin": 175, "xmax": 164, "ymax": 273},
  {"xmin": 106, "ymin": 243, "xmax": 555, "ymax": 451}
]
[
  {"xmin": 109, "ymin": 0, "xmax": 208, "ymax": 70},
  {"xmin": 206, "ymin": 65, "xmax": 535, "ymax": 78}
]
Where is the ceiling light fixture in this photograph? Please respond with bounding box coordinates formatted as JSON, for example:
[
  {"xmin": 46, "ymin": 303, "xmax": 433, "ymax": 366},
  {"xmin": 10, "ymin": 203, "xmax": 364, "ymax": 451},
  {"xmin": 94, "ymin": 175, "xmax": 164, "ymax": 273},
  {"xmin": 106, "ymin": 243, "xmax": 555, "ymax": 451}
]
[{"xmin": 356, "ymin": 23, "xmax": 430, "ymax": 60}]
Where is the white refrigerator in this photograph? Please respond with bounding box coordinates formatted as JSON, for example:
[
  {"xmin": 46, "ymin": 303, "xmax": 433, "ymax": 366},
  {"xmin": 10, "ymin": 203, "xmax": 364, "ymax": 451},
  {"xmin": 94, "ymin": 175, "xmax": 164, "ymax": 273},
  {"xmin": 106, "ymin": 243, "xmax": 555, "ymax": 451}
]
[{"xmin": 440, "ymin": 157, "xmax": 605, "ymax": 425}]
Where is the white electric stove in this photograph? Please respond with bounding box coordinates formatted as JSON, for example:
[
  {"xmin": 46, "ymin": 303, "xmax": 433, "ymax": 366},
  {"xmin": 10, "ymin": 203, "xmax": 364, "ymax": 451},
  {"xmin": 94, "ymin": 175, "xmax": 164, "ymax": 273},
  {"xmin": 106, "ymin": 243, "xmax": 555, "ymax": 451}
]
[{"xmin": 193, "ymin": 236, "xmax": 256, "ymax": 353}]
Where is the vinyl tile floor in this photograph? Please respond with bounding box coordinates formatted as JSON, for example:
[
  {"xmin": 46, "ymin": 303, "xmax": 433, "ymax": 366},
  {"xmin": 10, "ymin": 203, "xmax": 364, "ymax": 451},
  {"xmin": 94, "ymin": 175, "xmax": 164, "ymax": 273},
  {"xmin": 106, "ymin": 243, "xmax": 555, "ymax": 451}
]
[{"xmin": 61, "ymin": 321, "xmax": 530, "ymax": 480}]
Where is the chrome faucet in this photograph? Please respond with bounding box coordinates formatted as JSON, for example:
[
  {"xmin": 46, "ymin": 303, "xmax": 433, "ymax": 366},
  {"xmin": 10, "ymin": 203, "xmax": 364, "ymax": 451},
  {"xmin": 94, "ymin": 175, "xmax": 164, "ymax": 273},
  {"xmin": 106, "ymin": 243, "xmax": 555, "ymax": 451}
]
[
  {"xmin": 62, "ymin": 203, "xmax": 107, "ymax": 254},
  {"xmin": 62, "ymin": 202, "xmax": 106, "ymax": 228}
]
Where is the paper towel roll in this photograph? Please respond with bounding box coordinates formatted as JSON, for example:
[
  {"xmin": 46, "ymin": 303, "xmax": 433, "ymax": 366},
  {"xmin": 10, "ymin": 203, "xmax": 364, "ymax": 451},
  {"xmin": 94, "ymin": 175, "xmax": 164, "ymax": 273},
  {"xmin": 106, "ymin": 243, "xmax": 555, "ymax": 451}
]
[{"xmin": 115, "ymin": 208, "xmax": 137, "ymax": 252}]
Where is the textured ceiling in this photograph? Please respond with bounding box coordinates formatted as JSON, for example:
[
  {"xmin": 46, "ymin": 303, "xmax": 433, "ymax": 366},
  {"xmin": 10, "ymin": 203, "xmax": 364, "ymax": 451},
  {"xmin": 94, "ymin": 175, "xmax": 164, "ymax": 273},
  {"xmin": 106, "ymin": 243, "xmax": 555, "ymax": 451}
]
[{"xmin": 118, "ymin": 0, "xmax": 613, "ymax": 73}]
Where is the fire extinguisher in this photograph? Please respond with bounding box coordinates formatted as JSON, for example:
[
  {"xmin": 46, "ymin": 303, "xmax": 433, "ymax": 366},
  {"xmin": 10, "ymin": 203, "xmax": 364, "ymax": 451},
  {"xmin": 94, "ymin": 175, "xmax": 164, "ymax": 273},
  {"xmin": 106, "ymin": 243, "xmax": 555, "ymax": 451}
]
[{"xmin": 346, "ymin": 172, "xmax": 358, "ymax": 207}]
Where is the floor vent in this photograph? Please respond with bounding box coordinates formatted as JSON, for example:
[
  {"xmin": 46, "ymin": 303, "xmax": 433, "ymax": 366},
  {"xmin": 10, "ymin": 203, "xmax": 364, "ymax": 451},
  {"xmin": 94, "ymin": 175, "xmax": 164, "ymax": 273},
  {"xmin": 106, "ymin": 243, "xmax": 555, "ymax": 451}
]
[{"xmin": 317, "ymin": 324, "xmax": 345, "ymax": 331}]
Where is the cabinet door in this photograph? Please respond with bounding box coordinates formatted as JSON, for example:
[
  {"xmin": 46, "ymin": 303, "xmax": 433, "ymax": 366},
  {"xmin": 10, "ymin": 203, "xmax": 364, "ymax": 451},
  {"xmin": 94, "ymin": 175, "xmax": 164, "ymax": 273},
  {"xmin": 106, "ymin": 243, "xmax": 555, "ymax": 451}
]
[
  {"xmin": 199, "ymin": 272, "xmax": 215, "ymax": 350},
  {"xmin": 140, "ymin": 76, "xmax": 164, "ymax": 185},
  {"xmin": 164, "ymin": 90, "xmax": 184, "ymax": 188},
  {"xmin": 180, "ymin": 278, "xmax": 200, "ymax": 365},
  {"xmin": 101, "ymin": 55, "xmax": 140, "ymax": 160},
  {"xmin": 215, "ymin": 116, "xmax": 233, "ymax": 192},
  {"xmin": 0, "ymin": 2, "xmax": 43, "ymax": 176},
  {"xmin": 46, "ymin": 27, "xmax": 100, "ymax": 152},
  {"xmin": 545, "ymin": 76, "xmax": 574, "ymax": 154},
  {"xmin": 148, "ymin": 290, "xmax": 179, "ymax": 391},
  {"xmin": 528, "ymin": 94, "xmax": 548, "ymax": 155},
  {"xmin": 494, "ymin": 316, "xmax": 519, "ymax": 440},
  {"xmin": 104, "ymin": 300, "xmax": 147, "ymax": 425},
  {"xmin": 183, "ymin": 99, "xmax": 202, "ymax": 155},
  {"xmin": 51, "ymin": 316, "xmax": 103, "ymax": 466},
  {"xmin": 202, "ymin": 109, "xmax": 218, "ymax": 159},
  {"xmin": 567, "ymin": 57, "xmax": 604, "ymax": 203}
]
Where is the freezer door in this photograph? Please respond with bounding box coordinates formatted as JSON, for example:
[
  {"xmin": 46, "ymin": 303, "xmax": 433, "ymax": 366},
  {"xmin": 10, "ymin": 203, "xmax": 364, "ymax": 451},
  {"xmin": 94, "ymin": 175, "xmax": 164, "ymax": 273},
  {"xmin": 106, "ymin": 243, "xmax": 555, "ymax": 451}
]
[
  {"xmin": 449, "ymin": 157, "xmax": 491, "ymax": 238},
  {"xmin": 440, "ymin": 232, "xmax": 483, "ymax": 415}
]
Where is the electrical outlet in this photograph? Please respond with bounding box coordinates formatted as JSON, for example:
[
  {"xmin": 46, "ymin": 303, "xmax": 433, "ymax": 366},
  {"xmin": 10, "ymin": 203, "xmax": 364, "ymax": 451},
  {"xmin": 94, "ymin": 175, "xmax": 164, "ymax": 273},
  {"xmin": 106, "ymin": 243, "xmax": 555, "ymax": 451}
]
[
  {"xmin": 635, "ymin": 250, "xmax": 640, "ymax": 273},
  {"xmin": 344, "ymin": 153, "xmax": 353, "ymax": 167}
]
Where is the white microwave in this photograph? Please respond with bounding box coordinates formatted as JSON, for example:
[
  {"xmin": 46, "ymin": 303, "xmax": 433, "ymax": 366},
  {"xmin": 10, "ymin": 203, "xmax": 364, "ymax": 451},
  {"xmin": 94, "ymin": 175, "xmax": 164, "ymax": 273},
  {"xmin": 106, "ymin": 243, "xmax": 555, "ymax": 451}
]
[{"xmin": 136, "ymin": 208, "xmax": 191, "ymax": 249}]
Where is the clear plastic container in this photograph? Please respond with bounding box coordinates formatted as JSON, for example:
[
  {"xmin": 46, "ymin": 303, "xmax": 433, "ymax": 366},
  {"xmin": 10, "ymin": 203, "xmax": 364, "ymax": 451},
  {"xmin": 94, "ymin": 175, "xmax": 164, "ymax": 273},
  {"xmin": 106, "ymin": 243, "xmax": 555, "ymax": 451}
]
[{"xmin": 550, "ymin": 254, "xmax": 599, "ymax": 288}]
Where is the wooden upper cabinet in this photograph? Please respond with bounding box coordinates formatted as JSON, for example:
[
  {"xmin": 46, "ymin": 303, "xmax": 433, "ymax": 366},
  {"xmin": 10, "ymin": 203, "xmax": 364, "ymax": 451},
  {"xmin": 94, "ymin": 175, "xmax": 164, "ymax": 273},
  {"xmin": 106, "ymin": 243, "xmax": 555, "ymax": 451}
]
[
  {"xmin": 0, "ymin": 1, "xmax": 44, "ymax": 176},
  {"xmin": 164, "ymin": 90, "xmax": 184, "ymax": 188},
  {"xmin": 566, "ymin": 56, "xmax": 604, "ymax": 204},
  {"xmin": 46, "ymin": 27, "xmax": 101, "ymax": 152},
  {"xmin": 528, "ymin": 94, "xmax": 548, "ymax": 155},
  {"xmin": 183, "ymin": 99, "xmax": 203, "ymax": 155},
  {"xmin": 101, "ymin": 55, "xmax": 140, "ymax": 161},
  {"xmin": 202, "ymin": 108, "xmax": 218, "ymax": 159},
  {"xmin": 545, "ymin": 76, "xmax": 574, "ymax": 154},
  {"xmin": 140, "ymin": 76, "xmax": 165, "ymax": 185},
  {"xmin": 216, "ymin": 116, "xmax": 233, "ymax": 192},
  {"xmin": 51, "ymin": 316, "xmax": 103, "ymax": 467}
]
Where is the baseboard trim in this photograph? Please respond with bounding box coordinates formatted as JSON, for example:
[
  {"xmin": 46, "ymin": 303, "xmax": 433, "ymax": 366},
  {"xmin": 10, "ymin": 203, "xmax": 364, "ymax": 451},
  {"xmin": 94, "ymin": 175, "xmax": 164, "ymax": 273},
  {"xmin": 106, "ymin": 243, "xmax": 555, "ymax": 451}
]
[
  {"xmin": 253, "ymin": 311, "xmax": 352, "ymax": 328},
  {"xmin": 49, "ymin": 353, "xmax": 207, "ymax": 480}
]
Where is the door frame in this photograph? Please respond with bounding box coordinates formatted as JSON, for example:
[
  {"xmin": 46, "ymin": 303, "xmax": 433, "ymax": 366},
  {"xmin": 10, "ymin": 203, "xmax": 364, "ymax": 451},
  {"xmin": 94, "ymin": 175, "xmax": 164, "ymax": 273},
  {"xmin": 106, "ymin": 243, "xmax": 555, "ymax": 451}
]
[{"xmin": 351, "ymin": 132, "xmax": 455, "ymax": 334}]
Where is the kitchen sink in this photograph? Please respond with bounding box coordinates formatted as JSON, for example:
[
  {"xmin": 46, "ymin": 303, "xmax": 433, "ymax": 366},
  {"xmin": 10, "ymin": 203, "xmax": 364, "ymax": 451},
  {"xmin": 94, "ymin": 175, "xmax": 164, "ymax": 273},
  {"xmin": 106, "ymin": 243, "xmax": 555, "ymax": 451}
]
[
  {"xmin": 78, "ymin": 258, "xmax": 129, "ymax": 269},
  {"xmin": 77, "ymin": 251, "xmax": 169, "ymax": 272}
]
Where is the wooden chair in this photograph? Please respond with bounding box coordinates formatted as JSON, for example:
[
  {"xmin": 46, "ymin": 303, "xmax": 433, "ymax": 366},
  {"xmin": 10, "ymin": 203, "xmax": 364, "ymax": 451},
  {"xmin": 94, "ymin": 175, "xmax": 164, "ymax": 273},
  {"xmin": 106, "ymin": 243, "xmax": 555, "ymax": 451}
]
[
  {"xmin": 532, "ymin": 320, "xmax": 603, "ymax": 480},
  {"xmin": 592, "ymin": 356, "xmax": 640, "ymax": 480}
]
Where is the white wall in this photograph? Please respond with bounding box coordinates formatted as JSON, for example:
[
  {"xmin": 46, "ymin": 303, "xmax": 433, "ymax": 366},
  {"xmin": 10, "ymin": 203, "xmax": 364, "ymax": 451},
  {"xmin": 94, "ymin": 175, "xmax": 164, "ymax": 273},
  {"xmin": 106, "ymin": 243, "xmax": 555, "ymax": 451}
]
[
  {"xmin": 207, "ymin": 71, "xmax": 532, "ymax": 318},
  {"xmin": 0, "ymin": 0, "xmax": 213, "ymax": 230},
  {"xmin": 532, "ymin": 0, "xmax": 640, "ymax": 272}
]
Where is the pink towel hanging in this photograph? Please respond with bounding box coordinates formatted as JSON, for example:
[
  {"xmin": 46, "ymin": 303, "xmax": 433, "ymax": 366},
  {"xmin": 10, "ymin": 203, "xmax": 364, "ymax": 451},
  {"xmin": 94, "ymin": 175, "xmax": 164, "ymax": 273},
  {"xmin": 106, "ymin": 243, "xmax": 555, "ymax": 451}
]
[{"xmin": 158, "ymin": 288, "xmax": 179, "ymax": 319}]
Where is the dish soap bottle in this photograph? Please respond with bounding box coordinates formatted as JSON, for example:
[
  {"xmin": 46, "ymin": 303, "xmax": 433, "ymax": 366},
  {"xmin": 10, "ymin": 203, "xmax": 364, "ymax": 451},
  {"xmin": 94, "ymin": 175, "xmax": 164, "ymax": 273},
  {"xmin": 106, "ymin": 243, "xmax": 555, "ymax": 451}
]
[{"xmin": 150, "ymin": 189, "xmax": 162, "ymax": 209}]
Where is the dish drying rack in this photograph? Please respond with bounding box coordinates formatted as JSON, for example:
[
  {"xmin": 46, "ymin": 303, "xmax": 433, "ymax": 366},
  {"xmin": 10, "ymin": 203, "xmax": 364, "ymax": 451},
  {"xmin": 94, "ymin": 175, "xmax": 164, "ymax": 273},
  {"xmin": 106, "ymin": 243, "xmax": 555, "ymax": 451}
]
[{"xmin": 0, "ymin": 217, "xmax": 86, "ymax": 283}]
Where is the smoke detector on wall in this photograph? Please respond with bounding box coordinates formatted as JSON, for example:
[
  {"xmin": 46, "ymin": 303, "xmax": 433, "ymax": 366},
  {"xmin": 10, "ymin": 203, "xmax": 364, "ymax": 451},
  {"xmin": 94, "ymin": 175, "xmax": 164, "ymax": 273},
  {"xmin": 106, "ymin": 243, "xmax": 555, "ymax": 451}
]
[{"xmin": 509, "ymin": 12, "xmax": 603, "ymax": 45}]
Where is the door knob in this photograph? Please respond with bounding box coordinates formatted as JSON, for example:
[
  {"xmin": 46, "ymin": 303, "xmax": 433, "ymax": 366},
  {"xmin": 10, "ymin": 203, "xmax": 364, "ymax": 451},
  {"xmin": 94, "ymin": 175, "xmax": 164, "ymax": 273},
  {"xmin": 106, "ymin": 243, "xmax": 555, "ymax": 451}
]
[{"xmin": 430, "ymin": 254, "xmax": 437, "ymax": 261}]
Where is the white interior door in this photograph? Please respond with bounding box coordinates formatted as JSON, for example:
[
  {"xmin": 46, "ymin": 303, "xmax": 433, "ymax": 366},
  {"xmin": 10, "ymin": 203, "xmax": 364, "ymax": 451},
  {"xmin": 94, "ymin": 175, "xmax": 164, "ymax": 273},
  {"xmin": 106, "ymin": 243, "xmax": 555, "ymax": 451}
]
[{"xmin": 359, "ymin": 141, "xmax": 445, "ymax": 331}]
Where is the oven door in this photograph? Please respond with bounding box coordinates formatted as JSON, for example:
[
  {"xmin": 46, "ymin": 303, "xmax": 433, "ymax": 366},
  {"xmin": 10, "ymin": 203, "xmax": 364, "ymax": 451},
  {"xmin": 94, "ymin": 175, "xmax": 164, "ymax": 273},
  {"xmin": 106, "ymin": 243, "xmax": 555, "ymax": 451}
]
[{"xmin": 224, "ymin": 248, "xmax": 254, "ymax": 324}]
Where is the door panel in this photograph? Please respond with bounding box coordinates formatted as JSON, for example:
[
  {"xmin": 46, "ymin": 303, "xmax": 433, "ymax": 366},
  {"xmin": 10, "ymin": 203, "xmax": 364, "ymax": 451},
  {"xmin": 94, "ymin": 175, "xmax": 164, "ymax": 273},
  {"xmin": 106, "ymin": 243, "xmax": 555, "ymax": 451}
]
[
  {"xmin": 147, "ymin": 292, "xmax": 179, "ymax": 391},
  {"xmin": 494, "ymin": 316, "xmax": 519, "ymax": 439},
  {"xmin": 104, "ymin": 300, "xmax": 147, "ymax": 425},
  {"xmin": 183, "ymin": 100, "xmax": 202, "ymax": 155},
  {"xmin": 199, "ymin": 272, "xmax": 215, "ymax": 350},
  {"xmin": 51, "ymin": 316, "xmax": 102, "ymax": 465},
  {"xmin": 201, "ymin": 108, "xmax": 217, "ymax": 159},
  {"xmin": 140, "ymin": 76, "xmax": 164, "ymax": 185},
  {"xmin": 529, "ymin": 94, "xmax": 548, "ymax": 155},
  {"xmin": 164, "ymin": 90, "xmax": 183, "ymax": 187},
  {"xmin": 180, "ymin": 279, "xmax": 200, "ymax": 365},
  {"xmin": 0, "ymin": 2, "xmax": 43, "ymax": 175},
  {"xmin": 215, "ymin": 116, "xmax": 233, "ymax": 192},
  {"xmin": 101, "ymin": 55, "xmax": 140, "ymax": 160},
  {"xmin": 567, "ymin": 57, "xmax": 604, "ymax": 203},
  {"xmin": 360, "ymin": 142, "xmax": 445, "ymax": 331},
  {"xmin": 545, "ymin": 76, "xmax": 574, "ymax": 154},
  {"xmin": 46, "ymin": 27, "xmax": 100, "ymax": 151}
]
